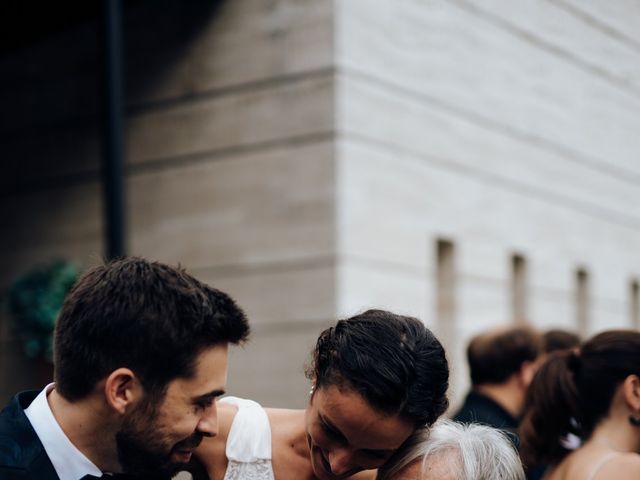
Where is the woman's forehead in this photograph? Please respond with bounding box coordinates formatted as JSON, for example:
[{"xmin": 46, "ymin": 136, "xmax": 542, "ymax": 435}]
[{"xmin": 314, "ymin": 385, "xmax": 414, "ymax": 449}]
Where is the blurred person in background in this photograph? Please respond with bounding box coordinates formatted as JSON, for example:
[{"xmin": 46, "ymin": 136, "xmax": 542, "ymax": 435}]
[
  {"xmin": 376, "ymin": 419, "xmax": 525, "ymax": 480},
  {"xmin": 193, "ymin": 309, "xmax": 450, "ymax": 480},
  {"xmin": 452, "ymin": 326, "xmax": 543, "ymax": 438},
  {"xmin": 542, "ymin": 329, "xmax": 581, "ymax": 355},
  {"xmin": 0, "ymin": 257, "xmax": 250, "ymax": 480},
  {"xmin": 524, "ymin": 328, "xmax": 581, "ymax": 480},
  {"xmin": 520, "ymin": 330, "xmax": 640, "ymax": 480}
]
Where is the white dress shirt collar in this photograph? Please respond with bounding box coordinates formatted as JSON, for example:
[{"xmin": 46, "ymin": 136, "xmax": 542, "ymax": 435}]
[{"xmin": 24, "ymin": 383, "xmax": 103, "ymax": 480}]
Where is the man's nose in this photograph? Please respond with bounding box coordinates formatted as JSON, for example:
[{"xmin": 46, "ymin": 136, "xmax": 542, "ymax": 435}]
[
  {"xmin": 196, "ymin": 403, "xmax": 218, "ymax": 437},
  {"xmin": 327, "ymin": 446, "xmax": 356, "ymax": 476}
]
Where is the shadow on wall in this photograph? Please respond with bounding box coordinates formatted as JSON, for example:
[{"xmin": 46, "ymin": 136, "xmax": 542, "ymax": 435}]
[
  {"xmin": 0, "ymin": 0, "xmax": 227, "ymax": 282},
  {"xmin": 1, "ymin": 0, "xmax": 225, "ymax": 197},
  {"xmin": 0, "ymin": 0, "xmax": 226, "ymax": 404}
]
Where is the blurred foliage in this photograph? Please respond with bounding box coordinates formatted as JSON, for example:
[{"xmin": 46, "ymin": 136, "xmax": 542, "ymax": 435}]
[{"xmin": 7, "ymin": 260, "xmax": 79, "ymax": 362}]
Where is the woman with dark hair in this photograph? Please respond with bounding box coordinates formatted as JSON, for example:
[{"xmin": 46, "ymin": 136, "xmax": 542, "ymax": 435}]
[
  {"xmin": 519, "ymin": 330, "xmax": 640, "ymax": 480},
  {"xmin": 194, "ymin": 309, "xmax": 449, "ymax": 480}
]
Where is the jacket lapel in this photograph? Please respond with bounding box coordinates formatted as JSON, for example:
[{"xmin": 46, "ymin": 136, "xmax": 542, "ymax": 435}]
[{"xmin": 0, "ymin": 391, "xmax": 59, "ymax": 479}]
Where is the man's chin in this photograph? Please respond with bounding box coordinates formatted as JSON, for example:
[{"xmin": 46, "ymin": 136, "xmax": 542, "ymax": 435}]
[{"xmin": 118, "ymin": 448, "xmax": 177, "ymax": 477}]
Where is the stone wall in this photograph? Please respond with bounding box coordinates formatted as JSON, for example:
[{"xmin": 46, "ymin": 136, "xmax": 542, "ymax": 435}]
[
  {"xmin": 333, "ymin": 0, "xmax": 640, "ymax": 402},
  {"xmin": 0, "ymin": 0, "xmax": 336, "ymax": 407},
  {"xmin": 2, "ymin": 0, "xmax": 639, "ymax": 408}
]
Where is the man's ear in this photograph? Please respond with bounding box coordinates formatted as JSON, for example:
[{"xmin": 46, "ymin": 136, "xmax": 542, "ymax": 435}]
[
  {"xmin": 104, "ymin": 368, "xmax": 144, "ymax": 414},
  {"xmin": 518, "ymin": 360, "xmax": 538, "ymax": 389}
]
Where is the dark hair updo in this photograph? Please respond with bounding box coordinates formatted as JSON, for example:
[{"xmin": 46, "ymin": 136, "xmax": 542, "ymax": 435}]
[
  {"xmin": 520, "ymin": 330, "xmax": 640, "ymax": 467},
  {"xmin": 306, "ymin": 309, "xmax": 449, "ymax": 427}
]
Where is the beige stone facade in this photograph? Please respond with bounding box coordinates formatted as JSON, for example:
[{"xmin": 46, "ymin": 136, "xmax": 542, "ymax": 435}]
[{"xmin": 1, "ymin": 0, "xmax": 639, "ymax": 407}]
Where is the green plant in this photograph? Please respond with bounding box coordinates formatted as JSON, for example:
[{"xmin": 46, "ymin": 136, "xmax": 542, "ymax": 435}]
[{"xmin": 7, "ymin": 260, "xmax": 79, "ymax": 362}]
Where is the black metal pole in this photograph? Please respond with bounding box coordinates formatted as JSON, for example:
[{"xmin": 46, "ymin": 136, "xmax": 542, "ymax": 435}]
[{"xmin": 102, "ymin": 0, "xmax": 126, "ymax": 259}]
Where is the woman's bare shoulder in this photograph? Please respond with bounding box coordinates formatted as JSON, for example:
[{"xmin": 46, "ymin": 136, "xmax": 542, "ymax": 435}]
[
  {"xmin": 266, "ymin": 408, "xmax": 305, "ymax": 436},
  {"xmin": 265, "ymin": 407, "xmax": 308, "ymax": 457},
  {"xmin": 598, "ymin": 452, "xmax": 640, "ymax": 479},
  {"xmin": 265, "ymin": 408, "xmax": 314, "ymax": 480}
]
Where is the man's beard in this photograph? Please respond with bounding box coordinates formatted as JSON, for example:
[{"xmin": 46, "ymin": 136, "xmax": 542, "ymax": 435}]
[{"xmin": 116, "ymin": 401, "xmax": 203, "ymax": 476}]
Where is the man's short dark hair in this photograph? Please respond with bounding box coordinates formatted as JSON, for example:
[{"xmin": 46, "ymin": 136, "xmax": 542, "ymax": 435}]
[
  {"xmin": 306, "ymin": 309, "xmax": 449, "ymax": 427},
  {"xmin": 542, "ymin": 329, "xmax": 581, "ymax": 354},
  {"xmin": 54, "ymin": 257, "xmax": 250, "ymax": 401},
  {"xmin": 467, "ymin": 326, "xmax": 541, "ymax": 386}
]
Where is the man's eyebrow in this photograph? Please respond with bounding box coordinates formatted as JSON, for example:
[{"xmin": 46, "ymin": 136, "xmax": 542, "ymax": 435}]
[{"xmin": 193, "ymin": 389, "xmax": 226, "ymax": 402}]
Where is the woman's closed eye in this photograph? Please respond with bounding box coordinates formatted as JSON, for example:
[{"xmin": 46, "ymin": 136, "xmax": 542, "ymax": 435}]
[{"xmin": 320, "ymin": 419, "xmax": 346, "ymax": 443}]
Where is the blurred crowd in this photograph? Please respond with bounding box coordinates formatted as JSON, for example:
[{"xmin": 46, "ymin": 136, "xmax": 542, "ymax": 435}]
[{"xmin": 404, "ymin": 324, "xmax": 640, "ymax": 480}]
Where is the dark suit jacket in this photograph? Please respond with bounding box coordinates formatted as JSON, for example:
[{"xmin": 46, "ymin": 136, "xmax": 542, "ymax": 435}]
[
  {"xmin": 452, "ymin": 390, "xmax": 519, "ymax": 430},
  {"xmin": 452, "ymin": 390, "xmax": 519, "ymax": 447},
  {"xmin": 0, "ymin": 390, "xmax": 59, "ymax": 480},
  {"xmin": 0, "ymin": 391, "xmax": 181, "ymax": 480}
]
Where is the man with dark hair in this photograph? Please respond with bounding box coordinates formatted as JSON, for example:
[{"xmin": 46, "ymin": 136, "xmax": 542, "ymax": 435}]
[
  {"xmin": 452, "ymin": 326, "xmax": 542, "ymax": 436},
  {"xmin": 0, "ymin": 257, "xmax": 250, "ymax": 480},
  {"xmin": 542, "ymin": 328, "xmax": 580, "ymax": 354}
]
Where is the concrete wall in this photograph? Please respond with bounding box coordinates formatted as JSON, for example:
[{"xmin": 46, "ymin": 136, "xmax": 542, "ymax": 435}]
[
  {"xmin": 334, "ymin": 0, "xmax": 640, "ymax": 402},
  {"xmin": 2, "ymin": 0, "xmax": 639, "ymax": 408},
  {"xmin": 0, "ymin": 0, "xmax": 336, "ymax": 407}
]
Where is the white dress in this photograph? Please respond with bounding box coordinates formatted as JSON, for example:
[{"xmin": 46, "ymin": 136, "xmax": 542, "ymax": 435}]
[{"xmin": 220, "ymin": 397, "xmax": 276, "ymax": 480}]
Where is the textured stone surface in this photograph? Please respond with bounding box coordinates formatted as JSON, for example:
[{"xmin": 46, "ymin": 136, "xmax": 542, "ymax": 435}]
[
  {"xmin": 0, "ymin": 0, "xmax": 335, "ymax": 408},
  {"xmin": 334, "ymin": 0, "xmax": 640, "ymax": 407},
  {"xmin": 2, "ymin": 0, "xmax": 640, "ymax": 410}
]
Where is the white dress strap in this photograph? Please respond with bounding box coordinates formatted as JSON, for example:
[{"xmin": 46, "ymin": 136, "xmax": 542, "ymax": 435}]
[
  {"xmin": 587, "ymin": 452, "xmax": 621, "ymax": 480},
  {"xmin": 219, "ymin": 396, "xmax": 275, "ymax": 480}
]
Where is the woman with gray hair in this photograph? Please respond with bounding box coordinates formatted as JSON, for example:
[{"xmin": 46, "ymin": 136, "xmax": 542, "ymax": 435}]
[{"xmin": 376, "ymin": 419, "xmax": 525, "ymax": 480}]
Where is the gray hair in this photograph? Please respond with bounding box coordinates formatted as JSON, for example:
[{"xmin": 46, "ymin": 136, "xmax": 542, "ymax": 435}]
[{"xmin": 377, "ymin": 420, "xmax": 525, "ymax": 480}]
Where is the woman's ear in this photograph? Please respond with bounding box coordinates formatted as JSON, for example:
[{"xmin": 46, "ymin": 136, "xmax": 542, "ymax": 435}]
[
  {"xmin": 103, "ymin": 368, "xmax": 143, "ymax": 414},
  {"xmin": 622, "ymin": 374, "xmax": 640, "ymax": 413}
]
